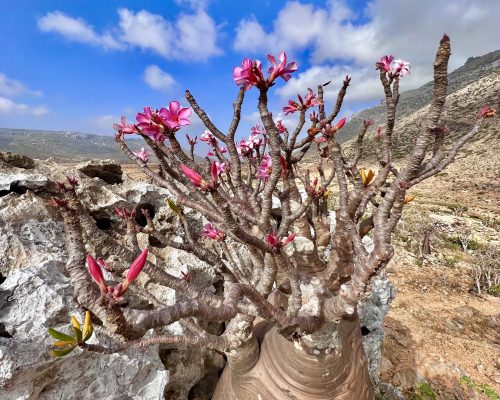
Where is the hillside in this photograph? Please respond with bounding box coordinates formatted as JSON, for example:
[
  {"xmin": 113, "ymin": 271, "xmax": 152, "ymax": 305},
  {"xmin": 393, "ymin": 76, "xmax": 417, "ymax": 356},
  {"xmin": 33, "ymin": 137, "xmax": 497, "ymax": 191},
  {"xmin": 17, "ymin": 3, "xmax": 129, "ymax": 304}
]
[{"xmin": 0, "ymin": 129, "xmax": 145, "ymax": 163}]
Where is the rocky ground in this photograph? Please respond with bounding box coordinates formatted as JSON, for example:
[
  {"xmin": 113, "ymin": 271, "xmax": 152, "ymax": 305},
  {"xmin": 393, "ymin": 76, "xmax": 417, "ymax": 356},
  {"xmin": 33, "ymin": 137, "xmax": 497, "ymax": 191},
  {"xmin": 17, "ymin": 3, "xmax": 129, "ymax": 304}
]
[{"xmin": 370, "ymin": 134, "xmax": 500, "ymax": 399}]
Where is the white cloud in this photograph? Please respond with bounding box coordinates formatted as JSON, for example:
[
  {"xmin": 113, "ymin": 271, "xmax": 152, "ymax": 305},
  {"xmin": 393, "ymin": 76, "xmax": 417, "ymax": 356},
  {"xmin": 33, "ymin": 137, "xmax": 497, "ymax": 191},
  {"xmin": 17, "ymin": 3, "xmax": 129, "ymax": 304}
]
[
  {"xmin": 0, "ymin": 96, "xmax": 48, "ymax": 116},
  {"xmin": 38, "ymin": 8, "xmax": 221, "ymax": 61},
  {"xmin": 118, "ymin": 8, "xmax": 221, "ymax": 61},
  {"xmin": 0, "ymin": 73, "xmax": 42, "ymax": 97},
  {"xmin": 38, "ymin": 11, "xmax": 122, "ymax": 50},
  {"xmin": 234, "ymin": 0, "xmax": 500, "ymax": 104},
  {"xmin": 143, "ymin": 65, "xmax": 177, "ymax": 92},
  {"xmin": 90, "ymin": 114, "xmax": 120, "ymax": 131}
]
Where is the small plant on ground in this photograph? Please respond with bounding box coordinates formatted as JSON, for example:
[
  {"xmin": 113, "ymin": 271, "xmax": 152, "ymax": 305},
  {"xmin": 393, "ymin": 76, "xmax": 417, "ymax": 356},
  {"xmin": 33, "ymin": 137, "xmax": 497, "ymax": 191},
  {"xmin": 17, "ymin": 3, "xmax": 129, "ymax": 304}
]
[
  {"xmin": 408, "ymin": 381, "xmax": 436, "ymax": 400},
  {"xmin": 460, "ymin": 375, "xmax": 500, "ymax": 400}
]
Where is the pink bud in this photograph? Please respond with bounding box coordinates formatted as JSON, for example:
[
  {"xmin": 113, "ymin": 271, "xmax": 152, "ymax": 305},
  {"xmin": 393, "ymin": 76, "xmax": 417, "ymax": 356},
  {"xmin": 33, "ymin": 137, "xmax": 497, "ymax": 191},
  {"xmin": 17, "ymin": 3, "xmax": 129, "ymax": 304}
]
[
  {"xmin": 87, "ymin": 255, "xmax": 107, "ymax": 293},
  {"xmin": 127, "ymin": 249, "xmax": 148, "ymax": 282},
  {"xmin": 180, "ymin": 164, "xmax": 204, "ymax": 187},
  {"xmin": 335, "ymin": 118, "xmax": 346, "ymax": 130}
]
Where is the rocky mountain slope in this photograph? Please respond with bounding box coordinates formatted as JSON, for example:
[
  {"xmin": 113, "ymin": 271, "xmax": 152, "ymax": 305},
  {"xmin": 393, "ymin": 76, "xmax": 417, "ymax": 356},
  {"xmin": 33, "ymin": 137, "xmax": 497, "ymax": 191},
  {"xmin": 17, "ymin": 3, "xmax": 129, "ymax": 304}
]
[
  {"xmin": 0, "ymin": 129, "xmax": 145, "ymax": 163},
  {"xmin": 336, "ymin": 49, "xmax": 500, "ymax": 144}
]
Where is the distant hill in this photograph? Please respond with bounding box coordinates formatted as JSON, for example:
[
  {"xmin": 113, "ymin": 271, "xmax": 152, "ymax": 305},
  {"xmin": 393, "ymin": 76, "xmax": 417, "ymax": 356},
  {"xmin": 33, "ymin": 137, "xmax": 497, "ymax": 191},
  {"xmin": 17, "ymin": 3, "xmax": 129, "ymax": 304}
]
[
  {"xmin": 0, "ymin": 129, "xmax": 150, "ymax": 163},
  {"xmin": 336, "ymin": 49, "xmax": 500, "ymax": 144}
]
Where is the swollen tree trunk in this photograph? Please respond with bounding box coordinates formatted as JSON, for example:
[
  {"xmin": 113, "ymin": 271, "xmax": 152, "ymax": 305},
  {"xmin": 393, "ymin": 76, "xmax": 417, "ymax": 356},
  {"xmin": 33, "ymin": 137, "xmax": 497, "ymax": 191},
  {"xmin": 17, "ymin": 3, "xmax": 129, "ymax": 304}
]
[{"xmin": 213, "ymin": 313, "xmax": 373, "ymax": 400}]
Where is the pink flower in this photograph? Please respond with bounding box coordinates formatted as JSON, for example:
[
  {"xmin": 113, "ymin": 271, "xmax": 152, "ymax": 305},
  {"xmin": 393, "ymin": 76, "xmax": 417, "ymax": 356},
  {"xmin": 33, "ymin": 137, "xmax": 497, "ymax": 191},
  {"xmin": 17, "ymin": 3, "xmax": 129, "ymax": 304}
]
[
  {"xmin": 87, "ymin": 255, "xmax": 107, "ymax": 294},
  {"xmin": 283, "ymin": 100, "xmax": 300, "ymax": 115},
  {"xmin": 136, "ymin": 107, "xmax": 165, "ymax": 142},
  {"xmin": 248, "ymin": 133, "xmax": 263, "ymax": 148},
  {"xmin": 113, "ymin": 116, "xmax": 137, "ymax": 140},
  {"xmin": 233, "ymin": 58, "xmax": 264, "ymax": 91},
  {"xmin": 200, "ymin": 130, "xmax": 218, "ymax": 147},
  {"xmin": 265, "ymin": 231, "xmax": 297, "ymax": 251},
  {"xmin": 392, "ymin": 59, "xmax": 411, "ymax": 77},
  {"xmin": 114, "ymin": 207, "xmax": 136, "ymax": 220},
  {"xmin": 267, "ymin": 51, "xmax": 298, "ymax": 83},
  {"xmin": 376, "ymin": 127, "xmax": 382, "ymax": 141},
  {"xmin": 303, "ymin": 88, "xmax": 320, "ymax": 108},
  {"xmin": 237, "ymin": 139, "xmax": 252, "ymax": 157},
  {"xmin": 256, "ymin": 155, "xmax": 272, "ymax": 181},
  {"xmin": 276, "ymin": 120, "xmax": 287, "ymax": 133},
  {"xmin": 159, "ymin": 101, "xmax": 191, "ymax": 131},
  {"xmin": 122, "ymin": 249, "xmax": 148, "ymax": 292},
  {"xmin": 219, "ymin": 146, "xmax": 227, "ymax": 154},
  {"xmin": 375, "ymin": 55, "xmax": 394, "ymax": 72},
  {"xmin": 363, "ymin": 119, "xmax": 374, "ymax": 126},
  {"xmin": 201, "ymin": 223, "xmax": 225, "ymax": 241},
  {"xmin": 215, "ymin": 161, "xmax": 228, "ymax": 175},
  {"xmin": 200, "ymin": 130, "xmax": 213, "ymax": 142},
  {"xmin": 133, "ymin": 147, "xmax": 150, "ymax": 163},
  {"xmin": 309, "ymin": 111, "xmax": 319, "ymax": 122},
  {"xmin": 251, "ymin": 124, "xmax": 263, "ymax": 136}
]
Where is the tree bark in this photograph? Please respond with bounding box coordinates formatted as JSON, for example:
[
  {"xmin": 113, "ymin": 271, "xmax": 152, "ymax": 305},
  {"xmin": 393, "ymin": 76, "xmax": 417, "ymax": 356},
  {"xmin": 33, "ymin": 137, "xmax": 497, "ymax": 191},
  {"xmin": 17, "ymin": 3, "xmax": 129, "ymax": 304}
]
[{"xmin": 213, "ymin": 313, "xmax": 373, "ymax": 400}]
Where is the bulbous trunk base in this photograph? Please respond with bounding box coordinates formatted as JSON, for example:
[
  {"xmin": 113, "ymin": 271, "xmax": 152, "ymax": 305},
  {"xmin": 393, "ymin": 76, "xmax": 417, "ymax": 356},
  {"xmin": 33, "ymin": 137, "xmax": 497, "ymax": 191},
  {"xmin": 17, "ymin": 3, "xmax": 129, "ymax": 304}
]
[{"xmin": 213, "ymin": 314, "xmax": 373, "ymax": 400}]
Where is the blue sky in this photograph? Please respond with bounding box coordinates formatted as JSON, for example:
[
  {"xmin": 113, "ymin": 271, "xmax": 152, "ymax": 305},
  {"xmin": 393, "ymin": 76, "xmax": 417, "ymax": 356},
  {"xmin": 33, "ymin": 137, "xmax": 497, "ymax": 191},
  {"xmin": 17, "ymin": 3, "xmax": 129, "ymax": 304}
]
[{"xmin": 1, "ymin": 0, "xmax": 499, "ymax": 147}]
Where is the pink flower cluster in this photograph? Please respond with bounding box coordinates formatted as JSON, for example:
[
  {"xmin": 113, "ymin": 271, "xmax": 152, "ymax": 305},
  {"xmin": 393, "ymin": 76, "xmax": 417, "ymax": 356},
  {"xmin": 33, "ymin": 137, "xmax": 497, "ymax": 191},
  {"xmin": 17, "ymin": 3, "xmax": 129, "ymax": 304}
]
[
  {"xmin": 256, "ymin": 154, "xmax": 273, "ymax": 181},
  {"xmin": 237, "ymin": 127, "xmax": 265, "ymax": 157},
  {"xmin": 283, "ymin": 88, "xmax": 320, "ymax": 115},
  {"xmin": 87, "ymin": 249, "xmax": 148, "ymax": 302},
  {"xmin": 375, "ymin": 55, "xmax": 411, "ymax": 78},
  {"xmin": 200, "ymin": 130, "xmax": 228, "ymax": 157},
  {"xmin": 113, "ymin": 101, "xmax": 191, "ymax": 142},
  {"xmin": 233, "ymin": 51, "xmax": 297, "ymax": 91}
]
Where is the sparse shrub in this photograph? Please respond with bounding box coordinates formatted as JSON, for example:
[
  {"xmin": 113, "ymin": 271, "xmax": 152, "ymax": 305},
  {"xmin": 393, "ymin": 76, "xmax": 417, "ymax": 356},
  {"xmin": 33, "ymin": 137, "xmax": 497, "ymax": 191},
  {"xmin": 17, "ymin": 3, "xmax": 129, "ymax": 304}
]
[
  {"xmin": 408, "ymin": 382, "xmax": 436, "ymax": 400},
  {"xmin": 473, "ymin": 246, "xmax": 500, "ymax": 296}
]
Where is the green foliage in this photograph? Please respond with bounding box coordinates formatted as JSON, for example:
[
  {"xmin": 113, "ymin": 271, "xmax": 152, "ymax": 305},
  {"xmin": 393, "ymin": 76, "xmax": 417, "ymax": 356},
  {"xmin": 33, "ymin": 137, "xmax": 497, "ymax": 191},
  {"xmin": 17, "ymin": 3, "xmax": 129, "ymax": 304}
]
[
  {"xmin": 442, "ymin": 255, "xmax": 461, "ymax": 268},
  {"xmin": 48, "ymin": 311, "xmax": 93, "ymax": 357},
  {"xmin": 460, "ymin": 375, "xmax": 500, "ymax": 400},
  {"xmin": 408, "ymin": 382, "xmax": 436, "ymax": 400},
  {"xmin": 487, "ymin": 284, "xmax": 500, "ymax": 296},
  {"xmin": 443, "ymin": 237, "xmax": 463, "ymax": 251}
]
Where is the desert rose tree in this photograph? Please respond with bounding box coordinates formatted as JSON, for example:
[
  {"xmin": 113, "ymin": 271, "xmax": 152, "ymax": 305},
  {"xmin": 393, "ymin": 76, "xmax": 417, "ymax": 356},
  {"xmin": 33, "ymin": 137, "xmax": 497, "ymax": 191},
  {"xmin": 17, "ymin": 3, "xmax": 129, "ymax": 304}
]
[{"xmin": 49, "ymin": 36, "xmax": 495, "ymax": 399}]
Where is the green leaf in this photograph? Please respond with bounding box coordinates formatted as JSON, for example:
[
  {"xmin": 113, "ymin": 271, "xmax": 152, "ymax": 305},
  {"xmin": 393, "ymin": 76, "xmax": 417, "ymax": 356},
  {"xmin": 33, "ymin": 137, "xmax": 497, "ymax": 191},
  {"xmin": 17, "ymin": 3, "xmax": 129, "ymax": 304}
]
[
  {"xmin": 48, "ymin": 328, "xmax": 75, "ymax": 342},
  {"xmin": 50, "ymin": 345, "xmax": 77, "ymax": 357},
  {"xmin": 166, "ymin": 198, "xmax": 181, "ymax": 215}
]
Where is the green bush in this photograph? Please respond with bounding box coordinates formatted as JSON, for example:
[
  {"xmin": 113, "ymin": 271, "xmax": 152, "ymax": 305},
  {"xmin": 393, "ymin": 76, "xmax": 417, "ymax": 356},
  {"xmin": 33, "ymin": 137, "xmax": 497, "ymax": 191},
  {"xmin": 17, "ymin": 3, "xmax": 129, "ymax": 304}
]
[{"xmin": 408, "ymin": 382, "xmax": 436, "ymax": 400}]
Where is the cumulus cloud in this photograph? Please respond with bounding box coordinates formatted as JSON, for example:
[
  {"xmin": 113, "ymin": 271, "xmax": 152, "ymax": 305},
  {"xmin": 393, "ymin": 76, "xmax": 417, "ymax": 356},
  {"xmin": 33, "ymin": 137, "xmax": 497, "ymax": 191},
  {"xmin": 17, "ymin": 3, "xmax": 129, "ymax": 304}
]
[
  {"xmin": 0, "ymin": 96, "xmax": 48, "ymax": 116},
  {"xmin": 38, "ymin": 11, "xmax": 122, "ymax": 50},
  {"xmin": 234, "ymin": 0, "xmax": 500, "ymax": 103},
  {"xmin": 38, "ymin": 7, "xmax": 221, "ymax": 61},
  {"xmin": 143, "ymin": 65, "xmax": 177, "ymax": 92},
  {"xmin": 0, "ymin": 73, "xmax": 42, "ymax": 97}
]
